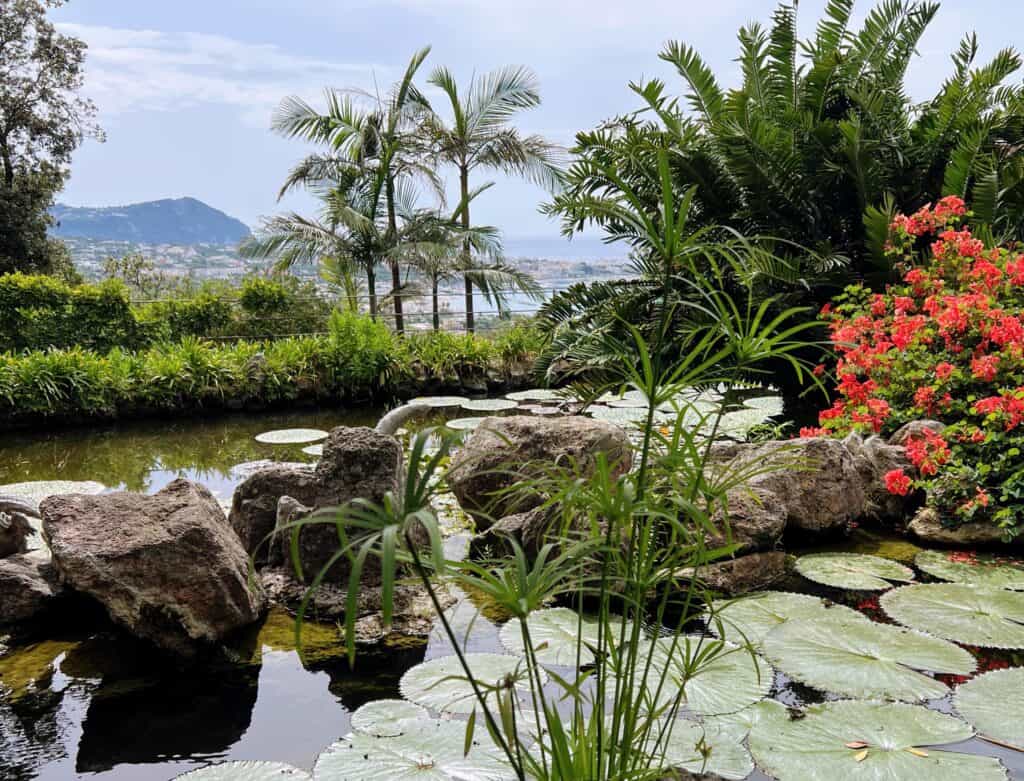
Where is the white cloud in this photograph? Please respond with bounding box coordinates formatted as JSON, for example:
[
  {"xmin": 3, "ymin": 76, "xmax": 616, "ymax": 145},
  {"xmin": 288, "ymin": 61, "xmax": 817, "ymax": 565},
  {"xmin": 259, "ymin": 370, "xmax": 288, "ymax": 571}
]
[{"xmin": 58, "ymin": 23, "xmax": 389, "ymax": 127}]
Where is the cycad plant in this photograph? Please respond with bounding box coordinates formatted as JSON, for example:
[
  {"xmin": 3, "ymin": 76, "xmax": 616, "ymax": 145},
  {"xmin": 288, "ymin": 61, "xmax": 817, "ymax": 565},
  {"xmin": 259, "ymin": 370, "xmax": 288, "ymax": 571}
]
[
  {"xmin": 421, "ymin": 65, "xmax": 563, "ymax": 332},
  {"xmin": 277, "ymin": 155, "xmax": 822, "ymax": 779},
  {"xmin": 549, "ymin": 0, "xmax": 1024, "ymax": 298}
]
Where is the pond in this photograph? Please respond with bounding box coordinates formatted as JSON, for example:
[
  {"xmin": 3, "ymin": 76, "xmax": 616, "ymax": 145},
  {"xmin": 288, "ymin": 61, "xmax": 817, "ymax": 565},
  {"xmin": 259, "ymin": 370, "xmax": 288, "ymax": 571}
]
[{"xmin": 1, "ymin": 405, "xmax": 1023, "ymax": 780}]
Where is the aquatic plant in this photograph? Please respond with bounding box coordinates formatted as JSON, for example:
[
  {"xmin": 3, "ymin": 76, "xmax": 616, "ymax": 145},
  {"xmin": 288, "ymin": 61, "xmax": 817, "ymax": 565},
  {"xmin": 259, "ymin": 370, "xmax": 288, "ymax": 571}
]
[
  {"xmin": 794, "ymin": 552, "xmax": 915, "ymax": 591},
  {"xmin": 881, "ymin": 583, "xmax": 1024, "ymax": 649},
  {"xmin": 954, "ymin": 667, "xmax": 1024, "ymax": 751},
  {"xmin": 708, "ymin": 591, "xmax": 863, "ymax": 649},
  {"xmin": 915, "ymin": 550, "xmax": 1024, "ymax": 591}
]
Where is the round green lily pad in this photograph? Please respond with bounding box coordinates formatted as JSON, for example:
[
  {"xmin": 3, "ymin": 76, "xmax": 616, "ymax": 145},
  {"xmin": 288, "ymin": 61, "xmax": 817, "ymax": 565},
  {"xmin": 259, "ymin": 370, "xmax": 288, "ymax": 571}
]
[
  {"xmin": 174, "ymin": 761, "xmax": 311, "ymax": 780},
  {"xmin": 349, "ymin": 699, "xmax": 429, "ymax": 738},
  {"xmin": 399, "ymin": 653, "xmax": 542, "ymax": 715},
  {"xmin": 499, "ymin": 608, "xmax": 625, "ymax": 667},
  {"xmin": 254, "ymin": 429, "xmax": 329, "ymax": 445},
  {"xmin": 460, "ymin": 398, "xmax": 519, "ymax": 413},
  {"xmin": 301, "ymin": 444, "xmax": 323, "ymax": 457},
  {"xmin": 708, "ymin": 591, "xmax": 864, "ymax": 648},
  {"xmin": 406, "ymin": 395, "xmax": 471, "ymax": 409},
  {"xmin": 506, "ymin": 389, "xmax": 563, "ymax": 402},
  {"xmin": 761, "ymin": 616, "xmax": 975, "ymax": 702},
  {"xmin": 954, "ymin": 667, "xmax": 1024, "ymax": 750},
  {"xmin": 915, "ymin": 550, "xmax": 1024, "ymax": 591},
  {"xmin": 749, "ymin": 700, "xmax": 1006, "ymax": 781},
  {"xmin": 0, "ymin": 480, "xmax": 106, "ymax": 504},
  {"xmin": 881, "ymin": 583, "xmax": 1024, "ymax": 649},
  {"xmin": 795, "ymin": 552, "xmax": 915, "ymax": 590},
  {"xmin": 743, "ymin": 396, "xmax": 785, "ymax": 415},
  {"xmin": 446, "ymin": 417, "xmax": 486, "ymax": 431}
]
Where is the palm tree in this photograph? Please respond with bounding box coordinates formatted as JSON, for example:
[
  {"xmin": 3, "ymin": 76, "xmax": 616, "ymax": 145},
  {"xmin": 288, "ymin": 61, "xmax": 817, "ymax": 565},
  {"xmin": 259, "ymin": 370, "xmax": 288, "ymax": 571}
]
[
  {"xmin": 271, "ymin": 47, "xmax": 438, "ymax": 333},
  {"xmin": 422, "ymin": 65, "xmax": 563, "ymax": 332}
]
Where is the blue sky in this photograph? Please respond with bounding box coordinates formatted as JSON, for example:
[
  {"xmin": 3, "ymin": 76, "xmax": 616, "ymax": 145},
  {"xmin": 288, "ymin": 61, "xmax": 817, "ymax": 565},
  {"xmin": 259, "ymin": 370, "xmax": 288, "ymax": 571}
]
[{"xmin": 53, "ymin": 1, "xmax": 1024, "ymax": 242}]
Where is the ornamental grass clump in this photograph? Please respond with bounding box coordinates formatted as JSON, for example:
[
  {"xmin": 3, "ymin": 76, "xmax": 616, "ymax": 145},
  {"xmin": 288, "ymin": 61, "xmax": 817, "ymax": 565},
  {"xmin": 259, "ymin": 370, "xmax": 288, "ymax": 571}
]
[{"xmin": 812, "ymin": 196, "xmax": 1024, "ymax": 537}]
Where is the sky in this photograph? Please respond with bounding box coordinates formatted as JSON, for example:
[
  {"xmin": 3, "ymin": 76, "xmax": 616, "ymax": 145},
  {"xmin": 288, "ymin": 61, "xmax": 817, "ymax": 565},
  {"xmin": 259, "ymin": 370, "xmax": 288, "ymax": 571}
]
[{"xmin": 51, "ymin": 0, "xmax": 1024, "ymax": 243}]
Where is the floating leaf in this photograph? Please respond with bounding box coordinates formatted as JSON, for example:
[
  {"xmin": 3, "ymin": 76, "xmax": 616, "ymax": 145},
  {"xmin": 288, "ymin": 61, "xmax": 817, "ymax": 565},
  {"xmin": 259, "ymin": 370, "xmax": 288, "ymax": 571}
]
[
  {"xmin": 915, "ymin": 550, "xmax": 1024, "ymax": 591},
  {"xmin": 619, "ymin": 636, "xmax": 773, "ymax": 716},
  {"xmin": 446, "ymin": 417, "xmax": 486, "ymax": 432},
  {"xmin": 350, "ymin": 700, "xmax": 430, "ymax": 738},
  {"xmin": 954, "ymin": 668, "xmax": 1024, "ymax": 750},
  {"xmin": 762, "ymin": 616, "xmax": 974, "ymax": 702},
  {"xmin": 460, "ymin": 399, "xmax": 519, "ymax": 413},
  {"xmin": 708, "ymin": 591, "xmax": 864, "ymax": 648},
  {"xmin": 0, "ymin": 480, "xmax": 105, "ymax": 504},
  {"xmin": 704, "ymin": 698, "xmax": 790, "ymax": 741},
  {"xmin": 399, "ymin": 653, "xmax": 543, "ymax": 715},
  {"xmin": 498, "ymin": 608, "xmax": 625, "ymax": 667},
  {"xmin": 718, "ymin": 407, "xmax": 774, "ymax": 438},
  {"xmin": 407, "ymin": 396, "xmax": 471, "ymax": 409},
  {"xmin": 254, "ymin": 429, "xmax": 329, "ymax": 445},
  {"xmin": 302, "ymin": 444, "xmax": 323, "ymax": 457},
  {"xmin": 795, "ymin": 553, "xmax": 915, "ymax": 590},
  {"xmin": 748, "ymin": 700, "xmax": 1006, "ymax": 781},
  {"xmin": 743, "ymin": 396, "xmax": 786, "ymax": 416},
  {"xmin": 881, "ymin": 583, "xmax": 1024, "ymax": 649},
  {"xmin": 597, "ymin": 390, "xmax": 647, "ymax": 403},
  {"xmin": 506, "ymin": 389, "xmax": 564, "ymax": 403},
  {"xmin": 174, "ymin": 761, "xmax": 311, "ymax": 780},
  {"xmin": 606, "ymin": 397, "xmax": 651, "ymax": 409},
  {"xmin": 313, "ymin": 718, "xmax": 515, "ymax": 780},
  {"xmin": 649, "ymin": 720, "xmax": 754, "ymax": 780}
]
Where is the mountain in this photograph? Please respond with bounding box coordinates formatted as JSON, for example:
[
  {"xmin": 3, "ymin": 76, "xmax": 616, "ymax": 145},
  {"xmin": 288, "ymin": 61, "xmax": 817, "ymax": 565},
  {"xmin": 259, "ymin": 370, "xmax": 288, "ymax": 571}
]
[{"xmin": 50, "ymin": 198, "xmax": 250, "ymax": 245}]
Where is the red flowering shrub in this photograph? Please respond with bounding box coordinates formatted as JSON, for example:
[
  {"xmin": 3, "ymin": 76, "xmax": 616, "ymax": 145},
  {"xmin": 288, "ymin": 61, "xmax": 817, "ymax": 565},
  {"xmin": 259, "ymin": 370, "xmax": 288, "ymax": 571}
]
[{"xmin": 812, "ymin": 196, "xmax": 1023, "ymax": 539}]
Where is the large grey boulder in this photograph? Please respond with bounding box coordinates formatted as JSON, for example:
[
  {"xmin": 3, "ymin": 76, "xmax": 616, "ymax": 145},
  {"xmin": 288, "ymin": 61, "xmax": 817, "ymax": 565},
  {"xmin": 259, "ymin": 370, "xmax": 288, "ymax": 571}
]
[
  {"xmin": 889, "ymin": 420, "xmax": 946, "ymax": 447},
  {"xmin": 708, "ymin": 487, "xmax": 788, "ymax": 553},
  {"xmin": 908, "ymin": 508, "xmax": 1021, "ymax": 547},
  {"xmin": 41, "ymin": 479, "xmax": 265, "ymax": 657},
  {"xmin": 0, "ymin": 495, "xmax": 38, "ymax": 558},
  {"xmin": 843, "ymin": 432, "xmax": 917, "ymax": 524},
  {"xmin": 710, "ymin": 438, "xmax": 867, "ymax": 536},
  {"xmin": 0, "ymin": 555, "xmax": 63, "ymax": 624},
  {"xmin": 448, "ymin": 415, "xmax": 632, "ymax": 529},
  {"xmin": 679, "ymin": 552, "xmax": 789, "ymax": 597},
  {"xmin": 229, "ymin": 464, "xmax": 318, "ymax": 565}
]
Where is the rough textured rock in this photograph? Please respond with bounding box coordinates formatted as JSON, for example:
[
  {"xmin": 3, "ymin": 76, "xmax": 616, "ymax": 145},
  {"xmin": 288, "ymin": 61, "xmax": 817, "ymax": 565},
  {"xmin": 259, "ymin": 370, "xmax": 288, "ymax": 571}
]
[
  {"xmin": 468, "ymin": 506, "xmax": 560, "ymax": 562},
  {"xmin": 0, "ymin": 495, "xmax": 39, "ymax": 558},
  {"xmin": 889, "ymin": 419, "xmax": 946, "ymax": 447},
  {"xmin": 711, "ymin": 438, "xmax": 866, "ymax": 535},
  {"xmin": 0, "ymin": 555, "xmax": 63, "ymax": 624},
  {"xmin": 686, "ymin": 552, "xmax": 788, "ymax": 596},
  {"xmin": 41, "ymin": 479, "xmax": 265, "ymax": 657},
  {"xmin": 709, "ymin": 488, "xmax": 787, "ymax": 553},
  {"xmin": 229, "ymin": 464, "xmax": 319, "ymax": 565},
  {"xmin": 908, "ymin": 507, "xmax": 1020, "ymax": 547},
  {"xmin": 448, "ymin": 415, "xmax": 632, "ymax": 529},
  {"xmin": 260, "ymin": 568, "xmax": 455, "ymax": 643},
  {"xmin": 843, "ymin": 432, "xmax": 918, "ymax": 524}
]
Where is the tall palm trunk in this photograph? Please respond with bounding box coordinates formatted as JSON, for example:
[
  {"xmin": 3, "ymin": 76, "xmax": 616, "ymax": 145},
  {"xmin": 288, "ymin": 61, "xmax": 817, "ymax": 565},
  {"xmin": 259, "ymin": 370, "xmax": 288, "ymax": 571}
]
[
  {"xmin": 460, "ymin": 165, "xmax": 475, "ymax": 334},
  {"xmin": 432, "ymin": 278, "xmax": 440, "ymax": 330},
  {"xmin": 386, "ymin": 173, "xmax": 405, "ymax": 334},
  {"xmin": 366, "ymin": 266, "xmax": 378, "ymax": 317}
]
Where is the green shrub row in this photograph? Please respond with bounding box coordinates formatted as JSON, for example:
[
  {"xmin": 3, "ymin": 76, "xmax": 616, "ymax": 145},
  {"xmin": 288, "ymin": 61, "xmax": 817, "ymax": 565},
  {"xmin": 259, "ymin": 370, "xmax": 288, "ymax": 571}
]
[
  {"xmin": 0, "ymin": 311, "xmax": 540, "ymax": 425},
  {"xmin": 0, "ymin": 273, "xmax": 334, "ymax": 352}
]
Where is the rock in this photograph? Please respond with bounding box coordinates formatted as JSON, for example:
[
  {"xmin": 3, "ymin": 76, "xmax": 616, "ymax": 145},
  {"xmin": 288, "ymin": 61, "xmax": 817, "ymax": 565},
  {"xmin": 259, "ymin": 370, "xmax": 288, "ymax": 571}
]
[
  {"xmin": 229, "ymin": 464, "xmax": 319, "ymax": 565},
  {"xmin": 843, "ymin": 432, "xmax": 918, "ymax": 524},
  {"xmin": 0, "ymin": 555, "xmax": 63, "ymax": 624},
  {"xmin": 709, "ymin": 488, "xmax": 787, "ymax": 553},
  {"xmin": 711, "ymin": 438, "xmax": 866, "ymax": 535},
  {"xmin": 685, "ymin": 552, "xmax": 788, "ymax": 596},
  {"xmin": 0, "ymin": 495, "xmax": 39, "ymax": 558},
  {"xmin": 908, "ymin": 507, "xmax": 1020, "ymax": 547},
  {"xmin": 448, "ymin": 416, "xmax": 632, "ymax": 529},
  {"xmin": 889, "ymin": 420, "xmax": 946, "ymax": 447},
  {"xmin": 468, "ymin": 506, "xmax": 558, "ymax": 562},
  {"xmin": 42, "ymin": 479, "xmax": 265, "ymax": 657},
  {"xmin": 259, "ymin": 568, "xmax": 455, "ymax": 644}
]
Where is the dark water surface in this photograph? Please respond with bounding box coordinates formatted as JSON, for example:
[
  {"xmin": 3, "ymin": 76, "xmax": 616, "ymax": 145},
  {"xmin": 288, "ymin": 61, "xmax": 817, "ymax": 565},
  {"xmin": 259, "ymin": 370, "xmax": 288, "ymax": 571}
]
[{"xmin": 1, "ymin": 409, "xmax": 1022, "ymax": 779}]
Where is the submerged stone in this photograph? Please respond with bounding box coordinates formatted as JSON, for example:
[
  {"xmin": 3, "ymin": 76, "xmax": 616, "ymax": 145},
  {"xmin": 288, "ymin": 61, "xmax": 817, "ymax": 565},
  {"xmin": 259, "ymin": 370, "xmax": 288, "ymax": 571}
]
[{"xmin": 0, "ymin": 555, "xmax": 63, "ymax": 625}]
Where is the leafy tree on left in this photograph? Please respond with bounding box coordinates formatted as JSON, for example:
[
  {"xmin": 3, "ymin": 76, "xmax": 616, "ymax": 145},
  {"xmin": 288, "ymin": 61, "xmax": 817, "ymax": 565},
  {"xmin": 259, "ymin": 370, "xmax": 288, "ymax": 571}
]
[{"xmin": 0, "ymin": 0, "xmax": 102, "ymax": 278}]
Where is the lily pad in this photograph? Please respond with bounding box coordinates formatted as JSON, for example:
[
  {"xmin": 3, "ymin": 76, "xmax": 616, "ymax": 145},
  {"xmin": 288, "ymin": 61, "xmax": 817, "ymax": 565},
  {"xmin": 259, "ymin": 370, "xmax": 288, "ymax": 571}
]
[
  {"xmin": 446, "ymin": 417, "xmax": 486, "ymax": 432},
  {"xmin": 302, "ymin": 444, "xmax": 323, "ymax": 457},
  {"xmin": 748, "ymin": 700, "xmax": 1006, "ymax": 781},
  {"xmin": 704, "ymin": 698, "xmax": 791, "ymax": 741},
  {"xmin": 761, "ymin": 616, "xmax": 975, "ymax": 702},
  {"xmin": 795, "ymin": 552, "xmax": 915, "ymax": 590},
  {"xmin": 915, "ymin": 550, "xmax": 1024, "ymax": 591},
  {"xmin": 350, "ymin": 700, "xmax": 430, "ymax": 737},
  {"xmin": 254, "ymin": 429, "xmax": 329, "ymax": 445},
  {"xmin": 708, "ymin": 591, "xmax": 864, "ymax": 648},
  {"xmin": 648, "ymin": 720, "xmax": 755, "ymax": 780},
  {"xmin": 174, "ymin": 761, "xmax": 311, "ymax": 780},
  {"xmin": 460, "ymin": 398, "xmax": 519, "ymax": 413},
  {"xmin": 622, "ymin": 636, "xmax": 774, "ymax": 716},
  {"xmin": 506, "ymin": 389, "xmax": 563, "ymax": 403},
  {"xmin": 399, "ymin": 653, "xmax": 543, "ymax": 715},
  {"xmin": 742, "ymin": 395, "xmax": 786, "ymax": 415},
  {"xmin": 407, "ymin": 395, "xmax": 471, "ymax": 409},
  {"xmin": 0, "ymin": 480, "xmax": 105, "ymax": 505},
  {"xmin": 314, "ymin": 717, "xmax": 515, "ymax": 780},
  {"xmin": 606, "ymin": 397, "xmax": 651, "ymax": 409},
  {"xmin": 881, "ymin": 583, "xmax": 1024, "ymax": 649},
  {"xmin": 954, "ymin": 667, "xmax": 1024, "ymax": 750},
  {"xmin": 718, "ymin": 408, "xmax": 772, "ymax": 438},
  {"xmin": 498, "ymin": 607, "xmax": 624, "ymax": 667}
]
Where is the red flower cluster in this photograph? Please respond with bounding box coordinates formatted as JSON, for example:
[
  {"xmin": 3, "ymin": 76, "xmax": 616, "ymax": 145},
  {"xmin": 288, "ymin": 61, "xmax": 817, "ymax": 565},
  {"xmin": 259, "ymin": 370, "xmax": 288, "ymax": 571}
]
[{"xmin": 813, "ymin": 196, "xmax": 1024, "ymax": 532}]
